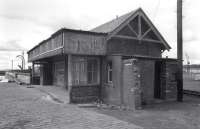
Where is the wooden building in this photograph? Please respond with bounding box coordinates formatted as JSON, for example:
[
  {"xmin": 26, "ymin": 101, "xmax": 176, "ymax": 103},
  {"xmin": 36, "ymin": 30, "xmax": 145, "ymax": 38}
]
[{"xmin": 28, "ymin": 8, "xmax": 179, "ymax": 109}]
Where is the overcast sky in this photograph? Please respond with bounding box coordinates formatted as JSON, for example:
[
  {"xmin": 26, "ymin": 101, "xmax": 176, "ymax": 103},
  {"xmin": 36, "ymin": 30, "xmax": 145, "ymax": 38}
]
[{"xmin": 0, "ymin": 0, "xmax": 199, "ymax": 70}]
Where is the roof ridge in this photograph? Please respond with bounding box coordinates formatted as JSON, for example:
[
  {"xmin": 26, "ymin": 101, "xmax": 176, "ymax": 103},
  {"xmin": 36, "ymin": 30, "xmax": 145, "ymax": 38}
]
[{"xmin": 91, "ymin": 8, "xmax": 140, "ymax": 33}]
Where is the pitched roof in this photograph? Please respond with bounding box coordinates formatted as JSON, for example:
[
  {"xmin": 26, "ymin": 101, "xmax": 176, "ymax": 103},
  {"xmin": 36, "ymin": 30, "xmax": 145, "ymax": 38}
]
[
  {"xmin": 91, "ymin": 9, "xmax": 138, "ymax": 33},
  {"xmin": 91, "ymin": 8, "xmax": 171, "ymax": 50}
]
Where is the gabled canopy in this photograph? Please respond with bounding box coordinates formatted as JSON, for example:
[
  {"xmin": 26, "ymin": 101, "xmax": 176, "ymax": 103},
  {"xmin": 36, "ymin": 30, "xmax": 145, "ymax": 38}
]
[{"xmin": 91, "ymin": 8, "xmax": 171, "ymax": 50}]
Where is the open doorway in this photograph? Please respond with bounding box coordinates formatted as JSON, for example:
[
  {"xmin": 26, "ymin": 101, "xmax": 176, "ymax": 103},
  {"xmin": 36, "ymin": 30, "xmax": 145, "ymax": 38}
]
[{"xmin": 154, "ymin": 61, "xmax": 162, "ymax": 99}]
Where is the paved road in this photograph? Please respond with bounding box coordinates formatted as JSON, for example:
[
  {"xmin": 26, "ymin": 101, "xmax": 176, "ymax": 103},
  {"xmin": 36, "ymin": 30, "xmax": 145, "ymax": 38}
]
[{"xmin": 0, "ymin": 83, "xmax": 142, "ymax": 129}]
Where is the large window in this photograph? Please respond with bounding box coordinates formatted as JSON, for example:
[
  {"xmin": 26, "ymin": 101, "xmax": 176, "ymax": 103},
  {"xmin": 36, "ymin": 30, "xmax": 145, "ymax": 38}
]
[{"xmin": 72, "ymin": 56, "xmax": 99, "ymax": 85}]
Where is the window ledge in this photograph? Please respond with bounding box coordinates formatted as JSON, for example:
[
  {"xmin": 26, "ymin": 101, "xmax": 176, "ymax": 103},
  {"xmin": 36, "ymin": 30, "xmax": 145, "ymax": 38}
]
[
  {"xmin": 72, "ymin": 84, "xmax": 100, "ymax": 87},
  {"xmin": 104, "ymin": 82, "xmax": 114, "ymax": 87}
]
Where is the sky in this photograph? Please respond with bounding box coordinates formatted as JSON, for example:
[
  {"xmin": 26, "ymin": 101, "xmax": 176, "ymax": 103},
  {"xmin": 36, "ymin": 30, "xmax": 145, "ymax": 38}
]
[{"xmin": 0, "ymin": 0, "xmax": 199, "ymax": 70}]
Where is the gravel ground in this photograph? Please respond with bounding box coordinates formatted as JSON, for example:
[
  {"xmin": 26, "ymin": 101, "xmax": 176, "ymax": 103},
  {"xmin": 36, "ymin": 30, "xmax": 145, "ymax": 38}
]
[{"xmin": 0, "ymin": 83, "xmax": 142, "ymax": 129}]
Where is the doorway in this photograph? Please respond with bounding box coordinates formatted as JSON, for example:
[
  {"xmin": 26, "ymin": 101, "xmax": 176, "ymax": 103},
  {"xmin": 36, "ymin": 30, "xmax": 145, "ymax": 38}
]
[{"xmin": 154, "ymin": 61, "xmax": 162, "ymax": 99}]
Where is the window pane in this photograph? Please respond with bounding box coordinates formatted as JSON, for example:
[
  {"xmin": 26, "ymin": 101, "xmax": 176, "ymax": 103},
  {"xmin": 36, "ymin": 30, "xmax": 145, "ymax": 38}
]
[
  {"xmin": 87, "ymin": 61, "xmax": 93, "ymax": 71},
  {"xmin": 79, "ymin": 61, "xmax": 87, "ymax": 84},
  {"xmin": 87, "ymin": 59, "xmax": 98, "ymax": 84},
  {"xmin": 107, "ymin": 62, "xmax": 112, "ymax": 82},
  {"xmin": 87, "ymin": 71, "xmax": 93, "ymax": 84},
  {"xmin": 93, "ymin": 71, "xmax": 97, "ymax": 82},
  {"xmin": 109, "ymin": 71, "xmax": 112, "ymax": 81},
  {"xmin": 72, "ymin": 56, "xmax": 99, "ymax": 85}
]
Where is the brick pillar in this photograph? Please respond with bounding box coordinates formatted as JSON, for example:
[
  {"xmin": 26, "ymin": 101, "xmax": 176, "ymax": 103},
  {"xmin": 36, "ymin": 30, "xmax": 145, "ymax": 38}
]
[
  {"xmin": 122, "ymin": 59, "xmax": 142, "ymax": 110},
  {"xmin": 132, "ymin": 59, "xmax": 142, "ymax": 109}
]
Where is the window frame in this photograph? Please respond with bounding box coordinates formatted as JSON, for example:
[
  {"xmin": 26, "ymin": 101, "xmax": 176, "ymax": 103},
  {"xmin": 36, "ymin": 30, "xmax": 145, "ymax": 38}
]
[
  {"xmin": 107, "ymin": 61, "xmax": 113, "ymax": 83},
  {"xmin": 72, "ymin": 56, "xmax": 100, "ymax": 86}
]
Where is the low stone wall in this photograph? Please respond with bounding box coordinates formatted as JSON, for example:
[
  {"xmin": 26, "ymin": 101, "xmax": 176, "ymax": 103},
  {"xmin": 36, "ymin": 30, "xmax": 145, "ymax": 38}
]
[
  {"xmin": 5, "ymin": 71, "xmax": 31, "ymax": 84},
  {"xmin": 17, "ymin": 73, "xmax": 31, "ymax": 84},
  {"xmin": 70, "ymin": 85, "xmax": 100, "ymax": 103}
]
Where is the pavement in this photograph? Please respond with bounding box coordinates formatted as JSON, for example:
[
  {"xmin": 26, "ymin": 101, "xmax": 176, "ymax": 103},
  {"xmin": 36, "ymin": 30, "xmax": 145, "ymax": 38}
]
[
  {"xmin": 32, "ymin": 83, "xmax": 200, "ymax": 129},
  {"xmin": 1, "ymin": 82, "xmax": 200, "ymax": 129},
  {"xmin": 0, "ymin": 82, "xmax": 142, "ymax": 129}
]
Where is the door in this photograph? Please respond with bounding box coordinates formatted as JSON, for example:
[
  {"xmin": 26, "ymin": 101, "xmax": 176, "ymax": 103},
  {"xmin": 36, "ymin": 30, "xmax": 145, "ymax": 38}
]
[
  {"xmin": 154, "ymin": 61, "xmax": 162, "ymax": 99},
  {"xmin": 53, "ymin": 61, "xmax": 65, "ymax": 86}
]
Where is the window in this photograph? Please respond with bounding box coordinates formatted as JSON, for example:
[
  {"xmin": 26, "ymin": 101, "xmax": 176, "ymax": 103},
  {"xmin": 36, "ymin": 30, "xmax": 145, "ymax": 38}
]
[
  {"xmin": 72, "ymin": 57, "xmax": 99, "ymax": 85},
  {"xmin": 87, "ymin": 59, "xmax": 98, "ymax": 84},
  {"xmin": 107, "ymin": 62, "xmax": 112, "ymax": 82}
]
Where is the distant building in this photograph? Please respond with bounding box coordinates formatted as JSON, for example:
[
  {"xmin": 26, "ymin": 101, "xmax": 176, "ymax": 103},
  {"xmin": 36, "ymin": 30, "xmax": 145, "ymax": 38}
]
[
  {"xmin": 28, "ymin": 8, "xmax": 179, "ymax": 109},
  {"xmin": 183, "ymin": 64, "xmax": 200, "ymax": 80}
]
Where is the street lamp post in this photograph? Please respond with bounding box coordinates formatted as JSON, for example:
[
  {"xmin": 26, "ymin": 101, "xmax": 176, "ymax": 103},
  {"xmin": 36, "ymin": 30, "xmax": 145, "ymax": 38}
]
[{"xmin": 16, "ymin": 55, "xmax": 25, "ymax": 70}]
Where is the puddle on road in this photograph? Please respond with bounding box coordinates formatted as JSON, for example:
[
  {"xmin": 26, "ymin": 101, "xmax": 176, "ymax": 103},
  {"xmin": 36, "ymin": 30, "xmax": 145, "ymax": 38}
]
[{"xmin": 41, "ymin": 94, "xmax": 64, "ymax": 104}]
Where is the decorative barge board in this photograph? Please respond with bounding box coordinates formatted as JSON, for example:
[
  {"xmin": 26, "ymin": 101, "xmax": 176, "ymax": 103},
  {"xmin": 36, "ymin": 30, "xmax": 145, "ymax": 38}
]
[{"xmin": 27, "ymin": 8, "xmax": 180, "ymax": 109}]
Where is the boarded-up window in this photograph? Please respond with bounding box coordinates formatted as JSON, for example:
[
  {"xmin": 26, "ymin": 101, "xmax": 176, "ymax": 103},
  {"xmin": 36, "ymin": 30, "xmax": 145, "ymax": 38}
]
[{"xmin": 72, "ymin": 56, "xmax": 99, "ymax": 85}]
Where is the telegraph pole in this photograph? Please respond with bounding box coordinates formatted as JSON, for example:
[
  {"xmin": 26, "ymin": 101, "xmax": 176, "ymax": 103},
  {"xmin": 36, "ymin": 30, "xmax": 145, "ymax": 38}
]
[{"xmin": 177, "ymin": 0, "xmax": 183, "ymax": 101}]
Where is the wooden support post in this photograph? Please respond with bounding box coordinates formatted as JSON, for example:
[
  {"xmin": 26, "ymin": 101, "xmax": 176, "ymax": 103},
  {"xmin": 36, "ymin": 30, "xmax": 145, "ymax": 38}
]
[
  {"xmin": 177, "ymin": 0, "xmax": 183, "ymax": 102},
  {"xmin": 67, "ymin": 55, "xmax": 73, "ymax": 103},
  {"xmin": 64, "ymin": 55, "xmax": 68, "ymax": 90},
  {"xmin": 138, "ymin": 15, "xmax": 142, "ymax": 38},
  {"xmin": 31, "ymin": 62, "xmax": 35, "ymax": 84}
]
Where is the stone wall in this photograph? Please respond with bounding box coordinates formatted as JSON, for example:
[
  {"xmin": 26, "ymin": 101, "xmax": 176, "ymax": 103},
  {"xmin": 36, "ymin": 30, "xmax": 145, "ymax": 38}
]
[
  {"xmin": 5, "ymin": 72, "xmax": 31, "ymax": 84},
  {"xmin": 161, "ymin": 61, "xmax": 178, "ymax": 100},
  {"xmin": 70, "ymin": 85, "xmax": 100, "ymax": 103}
]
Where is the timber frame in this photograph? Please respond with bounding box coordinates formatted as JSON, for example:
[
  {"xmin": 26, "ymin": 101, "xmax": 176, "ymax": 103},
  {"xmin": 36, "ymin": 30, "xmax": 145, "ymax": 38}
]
[{"xmin": 106, "ymin": 8, "xmax": 171, "ymax": 50}]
